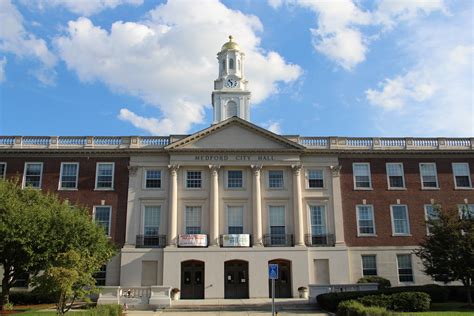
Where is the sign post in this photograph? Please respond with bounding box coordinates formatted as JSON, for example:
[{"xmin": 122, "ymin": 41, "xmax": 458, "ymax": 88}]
[{"xmin": 268, "ymin": 263, "xmax": 278, "ymax": 316}]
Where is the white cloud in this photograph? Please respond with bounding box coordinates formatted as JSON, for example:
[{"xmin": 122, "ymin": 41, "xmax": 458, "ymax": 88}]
[
  {"xmin": 262, "ymin": 120, "xmax": 282, "ymax": 134},
  {"xmin": 366, "ymin": 15, "xmax": 474, "ymax": 137},
  {"xmin": 55, "ymin": 0, "xmax": 302, "ymax": 135},
  {"xmin": 0, "ymin": 0, "xmax": 57, "ymax": 84},
  {"xmin": 0, "ymin": 56, "xmax": 6, "ymax": 82},
  {"xmin": 28, "ymin": 0, "xmax": 143, "ymax": 16},
  {"xmin": 270, "ymin": 0, "xmax": 446, "ymax": 70}
]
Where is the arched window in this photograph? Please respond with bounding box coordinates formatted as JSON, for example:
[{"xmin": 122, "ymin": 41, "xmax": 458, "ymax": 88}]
[
  {"xmin": 238, "ymin": 59, "xmax": 241, "ymax": 71},
  {"xmin": 229, "ymin": 58, "xmax": 234, "ymax": 69},
  {"xmin": 222, "ymin": 59, "xmax": 226, "ymax": 71},
  {"xmin": 226, "ymin": 101, "xmax": 238, "ymax": 118}
]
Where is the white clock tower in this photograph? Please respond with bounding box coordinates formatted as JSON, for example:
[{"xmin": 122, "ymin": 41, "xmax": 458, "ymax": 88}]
[{"xmin": 212, "ymin": 36, "xmax": 251, "ymax": 124}]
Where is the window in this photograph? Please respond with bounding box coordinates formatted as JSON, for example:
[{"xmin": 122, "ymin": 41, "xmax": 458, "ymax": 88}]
[
  {"xmin": 186, "ymin": 171, "xmax": 202, "ymax": 188},
  {"xmin": 227, "ymin": 170, "xmax": 243, "ymax": 188},
  {"xmin": 227, "ymin": 206, "xmax": 243, "ymax": 234},
  {"xmin": 353, "ymin": 163, "xmax": 371, "ymax": 189},
  {"xmin": 23, "ymin": 162, "xmax": 43, "ymax": 189},
  {"xmin": 310, "ymin": 205, "xmax": 326, "ymax": 236},
  {"xmin": 144, "ymin": 206, "xmax": 160, "ymax": 236},
  {"xmin": 269, "ymin": 206, "xmax": 285, "ymax": 245},
  {"xmin": 145, "ymin": 170, "xmax": 161, "ymax": 188},
  {"xmin": 93, "ymin": 265, "xmax": 107, "ymax": 286},
  {"xmin": 0, "ymin": 162, "xmax": 6, "ymax": 179},
  {"xmin": 229, "ymin": 58, "xmax": 234, "ymax": 69},
  {"xmin": 458, "ymin": 204, "xmax": 474, "ymax": 219},
  {"xmin": 452, "ymin": 163, "xmax": 472, "ymax": 188},
  {"xmin": 397, "ymin": 254, "xmax": 414, "ymax": 282},
  {"xmin": 94, "ymin": 206, "xmax": 111, "ymax": 236},
  {"xmin": 185, "ymin": 206, "xmax": 201, "ymax": 234},
  {"xmin": 13, "ymin": 272, "xmax": 29, "ymax": 288},
  {"xmin": 419, "ymin": 163, "xmax": 438, "ymax": 188},
  {"xmin": 308, "ymin": 170, "xmax": 324, "ymax": 188},
  {"xmin": 425, "ymin": 205, "xmax": 439, "ymax": 235},
  {"xmin": 386, "ymin": 163, "xmax": 405, "ymax": 188},
  {"xmin": 269, "ymin": 170, "xmax": 284, "ymax": 188},
  {"xmin": 357, "ymin": 205, "xmax": 376, "ymax": 236},
  {"xmin": 59, "ymin": 162, "xmax": 79, "ymax": 189},
  {"xmin": 95, "ymin": 163, "xmax": 114, "ymax": 189},
  {"xmin": 391, "ymin": 205, "xmax": 410, "ymax": 235},
  {"xmin": 361, "ymin": 255, "xmax": 377, "ymax": 276}
]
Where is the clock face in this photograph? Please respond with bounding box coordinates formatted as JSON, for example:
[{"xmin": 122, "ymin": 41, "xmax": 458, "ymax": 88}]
[{"xmin": 225, "ymin": 79, "xmax": 238, "ymax": 88}]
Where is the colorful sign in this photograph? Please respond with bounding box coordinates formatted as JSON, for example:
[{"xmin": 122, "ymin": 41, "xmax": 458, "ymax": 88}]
[
  {"xmin": 222, "ymin": 234, "xmax": 250, "ymax": 247},
  {"xmin": 268, "ymin": 264, "xmax": 279, "ymax": 280},
  {"xmin": 178, "ymin": 234, "xmax": 208, "ymax": 247}
]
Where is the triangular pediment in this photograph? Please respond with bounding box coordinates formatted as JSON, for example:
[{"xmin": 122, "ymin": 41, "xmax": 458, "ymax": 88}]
[{"xmin": 165, "ymin": 117, "xmax": 304, "ymax": 151}]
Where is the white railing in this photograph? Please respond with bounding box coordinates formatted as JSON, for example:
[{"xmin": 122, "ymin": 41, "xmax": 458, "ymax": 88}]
[
  {"xmin": 0, "ymin": 136, "xmax": 471, "ymax": 151},
  {"xmin": 97, "ymin": 286, "xmax": 171, "ymax": 309},
  {"xmin": 308, "ymin": 283, "xmax": 378, "ymax": 303}
]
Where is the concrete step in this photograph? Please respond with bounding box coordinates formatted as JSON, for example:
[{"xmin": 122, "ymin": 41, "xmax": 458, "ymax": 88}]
[{"xmin": 163, "ymin": 300, "xmax": 318, "ymax": 312}]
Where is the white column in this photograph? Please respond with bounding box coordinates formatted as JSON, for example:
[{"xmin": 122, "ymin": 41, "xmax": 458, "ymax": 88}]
[
  {"xmin": 209, "ymin": 165, "xmax": 220, "ymax": 246},
  {"xmin": 167, "ymin": 165, "xmax": 179, "ymax": 247},
  {"xmin": 330, "ymin": 165, "xmax": 346, "ymax": 246},
  {"xmin": 252, "ymin": 165, "xmax": 263, "ymax": 246},
  {"xmin": 292, "ymin": 165, "xmax": 304, "ymax": 246}
]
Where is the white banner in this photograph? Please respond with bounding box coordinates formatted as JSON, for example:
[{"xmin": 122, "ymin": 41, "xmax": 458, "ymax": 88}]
[
  {"xmin": 222, "ymin": 234, "xmax": 250, "ymax": 247},
  {"xmin": 178, "ymin": 234, "xmax": 208, "ymax": 247}
]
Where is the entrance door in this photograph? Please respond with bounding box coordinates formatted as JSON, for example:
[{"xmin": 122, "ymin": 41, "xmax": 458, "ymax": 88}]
[
  {"xmin": 268, "ymin": 259, "xmax": 292, "ymax": 298},
  {"xmin": 181, "ymin": 260, "xmax": 205, "ymax": 299},
  {"xmin": 224, "ymin": 260, "xmax": 249, "ymax": 299}
]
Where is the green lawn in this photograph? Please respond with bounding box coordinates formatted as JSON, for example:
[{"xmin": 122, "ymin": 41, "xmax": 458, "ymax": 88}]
[{"xmin": 401, "ymin": 302, "xmax": 474, "ymax": 315}]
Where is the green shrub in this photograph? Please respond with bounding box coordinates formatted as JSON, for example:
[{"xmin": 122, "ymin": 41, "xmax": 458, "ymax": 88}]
[
  {"xmin": 445, "ymin": 285, "xmax": 474, "ymax": 302},
  {"xmin": 357, "ymin": 276, "xmax": 391, "ymax": 289},
  {"xmin": 6, "ymin": 290, "xmax": 58, "ymax": 305},
  {"xmin": 85, "ymin": 304, "xmax": 123, "ymax": 316},
  {"xmin": 390, "ymin": 292, "xmax": 430, "ymax": 312},
  {"xmin": 316, "ymin": 284, "xmax": 448, "ymax": 312},
  {"xmin": 336, "ymin": 300, "xmax": 393, "ymax": 316},
  {"xmin": 358, "ymin": 294, "xmax": 392, "ymax": 308}
]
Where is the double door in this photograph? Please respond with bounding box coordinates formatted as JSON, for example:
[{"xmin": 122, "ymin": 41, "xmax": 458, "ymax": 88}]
[
  {"xmin": 224, "ymin": 260, "xmax": 249, "ymax": 299},
  {"xmin": 181, "ymin": 260, "xmax": 205, "ymax": 299},
  {"xmin": 268, "ymin": 260, "xmax": 292, "ymax": 298}
]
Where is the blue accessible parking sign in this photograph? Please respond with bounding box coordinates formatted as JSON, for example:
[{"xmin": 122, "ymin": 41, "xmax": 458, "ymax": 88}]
[{"xmin": 268, "ymin": 263, "xmax": 278, "ymax": 279}]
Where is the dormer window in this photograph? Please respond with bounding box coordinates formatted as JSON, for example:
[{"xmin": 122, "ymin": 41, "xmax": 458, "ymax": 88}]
[{"xmin": 229, "ymin": 58, "xmax": 234, "ymax": 69}]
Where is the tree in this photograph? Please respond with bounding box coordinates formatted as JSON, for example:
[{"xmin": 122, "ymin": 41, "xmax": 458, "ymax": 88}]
[
  {"xmin": 0, "ymin": 178, "xmax": 116, "ymax": 311},
  {"xmin": 415, "ymin": 205, "xmax": 474, "ymax": 306}
]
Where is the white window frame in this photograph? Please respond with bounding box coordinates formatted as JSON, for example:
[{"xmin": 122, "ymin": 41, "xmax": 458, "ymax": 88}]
[
  {"xmin": 0, "ymin": 162, "xmax": 6, "ymax": 179},
  {"xmin": 356, "ymin": 205, "xmax": 376, "ymax": 236},
  {"xmin": 386, "ymin": 162, "xmax": 406, "ymax": 189},
  {"xmin": 226, "ymin": 204, "xmax": 244, "ymax": 234},
  {"xmin": 267, "ymin": 204, "xmax": 287, "ymax": 234},
  {"xmin": 185, "ymin": 170, "xmax": 202, "ymax": 189},
  {"xmin": 352, "ymin": 163, "xmax": 372, "ymax": 190},
  {"xmin": 306, "ymin": 169, "xmax": 324, "ymax": 189},
  {"xmin": 143, "ymin": 169, "xmax": 162, "ymax": 190},
  {"xmin": 142, "ymin": 204, "xmax": 161, "ymax": 236},
  {"xmin": 457, "ymin": 204, "xmax": 474, "ymax": 219},
  {"xmin": 390, "ymin": 204, "xmax": 411, "ymax": 236},
  {"xmin": 184, "ymin": 205, "xmax": 202, "ymax": 234},
  {"xmin": 95, "ymin": 162, "xmax": 115, "ymax": 190},
  {"xmin": 58, "ymin": 162, "xmax": 79, "ymax": 190},
  {"xmin": 308, "ymin": 204, "xmax": 327, "ymax": 236},
  {"xmin": 396, "ymin": 254, "xmax": 414, "ymax": 283},
  {"xmin": 424, "ymin": 204, "xmax": 439, "ymax": 235},
  {"xmin": 452, "ymin": 163, "xmax": 472, "ymax": 189},
  {"xmin": 419, "ymin": 163, "xmax": 439, "ymax": 189},
  {"xmin": 268, "ymin": 169, "xmax": 285, "ymax": 189},
  {"xmin": 22, "ymin": 162, "xmax": 43, "ymax": 189},
  {"xmin": 226, "ymin": 169, "xmax": 244, "ymax": 189},
  {"xmin": 361, "ymin": 255, "xmax": 378, "ymax": 276},
  {"xmin": 93, "ymin": 205, "xmax": 112, "ymax": 236}
]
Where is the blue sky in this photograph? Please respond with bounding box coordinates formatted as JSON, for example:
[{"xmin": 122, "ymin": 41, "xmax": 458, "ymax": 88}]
[{"xmin": 0, "ymin": 0, "xmax": 472, "ymax": 137}]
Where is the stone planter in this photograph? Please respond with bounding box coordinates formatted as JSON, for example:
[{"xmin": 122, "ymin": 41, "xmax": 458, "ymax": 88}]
[
  {"xmin": 171, "ymin": 291, "xmax": 180, "ymax": 301},
  {"xmin": 298, "ymin": 288, "xmax": 308, "ymax": 299}
]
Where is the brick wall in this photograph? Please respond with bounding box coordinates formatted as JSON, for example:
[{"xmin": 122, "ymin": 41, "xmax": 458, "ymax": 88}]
[
  {"xmin": 340, "ymin": 156, "xmax": 474, "ymax": 247},
  {"xmin": 0, "ymin": 155, "xmax": 129, "ymax": 246}
]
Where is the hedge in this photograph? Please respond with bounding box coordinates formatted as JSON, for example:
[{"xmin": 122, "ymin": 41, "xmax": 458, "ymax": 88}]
[
  {"xmin": 85, "ymin": 305, "xmax": 123, "ymax": 316},
  {"xmin": 4, "ymin": 290, "xmax": 58, "ymax": 305},
  {"xmin": 359, "ymin": 292, "xmax": 430, "ymax": 312},
  {"xmin": 336, "ymin": 300, "xmax": 393, "ymax": 316},
  {"xmin": 317, "ymin": 284, "xmax": 448, "ymax": 312},
  {"xmin": 357, "ymin": 276, "xmax": 391, "ymax": 289}
]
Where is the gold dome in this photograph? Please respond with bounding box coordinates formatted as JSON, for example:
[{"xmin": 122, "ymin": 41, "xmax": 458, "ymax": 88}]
[{"xmin": 221, "ymin": 35, "xmax": 240, "ymax": 51}]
